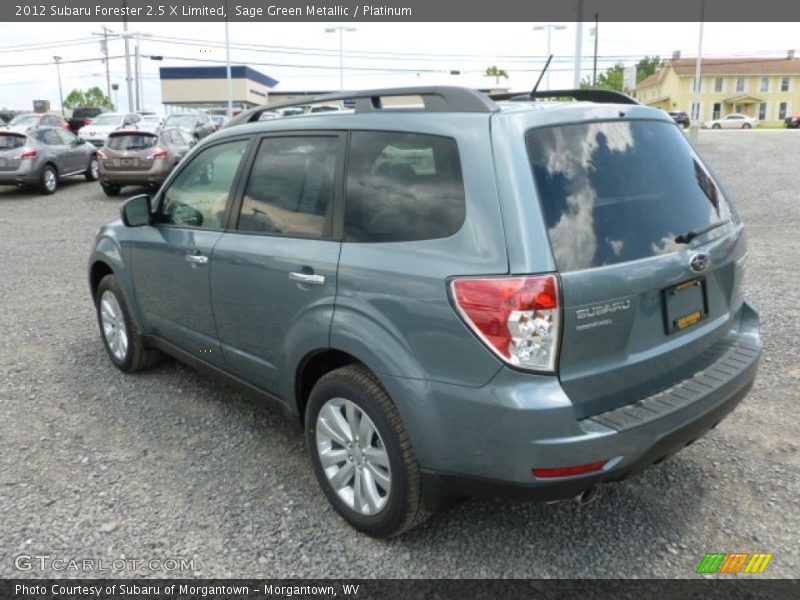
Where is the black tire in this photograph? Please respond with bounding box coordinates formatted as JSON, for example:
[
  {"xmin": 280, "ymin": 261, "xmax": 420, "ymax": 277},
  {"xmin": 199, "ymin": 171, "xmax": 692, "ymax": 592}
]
[
  {"xmin": 85, "ymin": 155, "xmax": 99, "ymax": 181},
  {"xmin": 305, "ymin": 364, "xmax": 429, "ymax": 537},
  {"xmin": 712, "ymin": 123, "xmax": 721, "ymax": 129},
  {"xmin": 743, "ymin": 123, "xmax": 752, "ymax": 129},
  {"xmin": 39, "ymin": 164, "xmax": 58, "ymax": 194},
  {"xmin": 102, "ymin": 183, "xmax": 121, "ymax": 197},
  {"xmin": 94, "ymin": 274, "xmax": 160, "ymax": 373}
]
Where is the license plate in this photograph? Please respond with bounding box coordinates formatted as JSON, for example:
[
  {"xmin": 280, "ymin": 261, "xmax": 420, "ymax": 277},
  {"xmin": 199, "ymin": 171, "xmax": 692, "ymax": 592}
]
[
  {"xmin": 663, "ymin": 278, "xmax": 708, "ymax": 334},
  {"xmin": 121, "ymin": 159, "xmax": 133, "ymax": 167}
]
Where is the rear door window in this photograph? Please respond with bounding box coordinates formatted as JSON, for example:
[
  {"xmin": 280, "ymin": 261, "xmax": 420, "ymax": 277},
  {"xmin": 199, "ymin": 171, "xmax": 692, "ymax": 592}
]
[
  {"xmin": 344, "ymin": 131, "xmax": 465, "ymax": 243},
  {"xmin": 526, "ymin": 120, "xmax": 734, "ymax": 272},
  {"xmin": 237, "ymin": 136, "xmax": 339, "ymax": 238}
]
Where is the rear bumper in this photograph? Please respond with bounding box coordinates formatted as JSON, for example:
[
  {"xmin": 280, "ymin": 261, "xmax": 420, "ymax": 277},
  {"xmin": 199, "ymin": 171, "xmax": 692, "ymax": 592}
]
[
  {"xmin": 99, "ymin": 169, "xmax": 170, "ymax": 186},
  {"xmin": 0, "ymin": 169, "xmax": 37, "ymax": 185},
  {"xmin": 383, "ymin": 302, "xmax": 761, "ymax": 501}
]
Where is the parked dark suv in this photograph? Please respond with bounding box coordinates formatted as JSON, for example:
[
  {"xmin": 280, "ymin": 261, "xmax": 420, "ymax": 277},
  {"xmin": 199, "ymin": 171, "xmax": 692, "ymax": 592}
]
[
  {"xmin": 88, "ymin": 86, "xmax": 761, "ymax": 537},
  {"xmin": 668, "ymin": 111, "xmax": 691, "ymax": 128}
]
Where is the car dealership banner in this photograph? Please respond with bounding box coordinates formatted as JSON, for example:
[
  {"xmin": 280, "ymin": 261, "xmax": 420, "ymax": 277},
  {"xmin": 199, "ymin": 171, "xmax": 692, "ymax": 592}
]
[{"xmin": 3, "ymin": 0, "xmax": 800, "ymax": 21}]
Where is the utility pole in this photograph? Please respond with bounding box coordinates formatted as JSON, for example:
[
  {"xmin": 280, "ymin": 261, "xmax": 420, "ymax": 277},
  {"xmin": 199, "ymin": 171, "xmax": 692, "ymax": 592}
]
[
  {"xmin": 533, "ymin": 24, "xmax": 566, "ymax": 90},
  {"xmin": 122, "ymin": 0, "xmax": 134, "ymax": 112},
  {"xmin": 325, "ymin": 27, "xmax": 357, "ymax": 91},
  {"xmin": 690, "ymin": 0, "xmax": 706, "ymax": 143},
  {"xmin": 225, "ymin": 2, "xmax": 233, "ymax": 117},
  {"xmin": 574, "ymin": 0, "xmax": 584, "ymax": 88},
  {"xmin": 101, "ymin": 27, "xmax": 112, "ymax": 99},
  {"xmin": 53, "ymin": 56, "xmax": 64, "ymax": 116},
  {"xmin": 134, "ymin": 41, "xmax": 140, "ymax": 111},
  {"xmin": 592, "ymin": 14, "xmax": 599, "ymax": 86}
]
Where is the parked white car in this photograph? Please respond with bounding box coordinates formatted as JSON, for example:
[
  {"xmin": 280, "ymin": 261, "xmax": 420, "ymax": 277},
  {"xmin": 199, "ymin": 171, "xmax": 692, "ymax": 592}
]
[
  {"xmin": 81, "ymin": 112, "xmax": 142, "ymax": 147},
  {"xmin": 137, "ymin": 114, "xmax": 165, "ymax": 133},
  {"xmin": 702, "ymin": 113, "xmax": 758, "ymax": 129}
]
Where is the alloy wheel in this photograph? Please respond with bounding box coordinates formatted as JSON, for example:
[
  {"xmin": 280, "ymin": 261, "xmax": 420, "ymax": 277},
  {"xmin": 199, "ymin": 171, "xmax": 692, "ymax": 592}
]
[
  {"xmin": 99, "ymin": 290, "xmax": 129, "ymax": 361},
  {"xmin": 315, "ymin": 397, "xmax": 392, "ymax": 516}
]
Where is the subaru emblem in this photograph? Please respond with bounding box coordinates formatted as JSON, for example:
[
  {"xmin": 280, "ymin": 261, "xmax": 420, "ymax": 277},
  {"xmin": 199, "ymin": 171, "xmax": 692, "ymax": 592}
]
[{"xmin": 689, "ymin": 252, "xmax": 710, "ymax": 273}]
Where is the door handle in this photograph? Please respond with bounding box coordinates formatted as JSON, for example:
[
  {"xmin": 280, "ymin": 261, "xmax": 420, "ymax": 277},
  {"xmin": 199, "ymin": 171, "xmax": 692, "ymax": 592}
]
[
  {"xmin": 185, "ymin": 253, "xmax": 208, "ymax": 265},
  {"xmin": 289, "ymin": 272, "xmax": 325, "ymax": 285}
]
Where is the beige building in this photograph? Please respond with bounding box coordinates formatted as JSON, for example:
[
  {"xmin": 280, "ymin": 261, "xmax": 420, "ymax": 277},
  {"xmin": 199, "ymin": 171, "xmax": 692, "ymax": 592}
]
[
  {"xmin": 159, "ymin": 66, "xmax": 278, "ymax": 111},
  {"xmin": 637, "ymin": 52, "xmax": 800, "ymax": 125}
]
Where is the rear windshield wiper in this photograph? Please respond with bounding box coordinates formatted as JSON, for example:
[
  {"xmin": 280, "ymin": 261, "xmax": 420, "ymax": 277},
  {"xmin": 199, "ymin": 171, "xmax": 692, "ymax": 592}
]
[{"xmin": 674, "ymin": 220, "xmax": 729, "ymax": 245}]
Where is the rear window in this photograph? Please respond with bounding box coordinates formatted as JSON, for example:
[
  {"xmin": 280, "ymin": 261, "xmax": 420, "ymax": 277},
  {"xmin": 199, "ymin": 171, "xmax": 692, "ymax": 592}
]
[
  {"xmin": 0, "ymin": 134, "xmax": 26, "ymax": 150},
  {"xmin": 526, "ymin": 120, "xmax": 734, "ymax": 272},
  {"xmin": 107, "ymin": 134, "xmax": 158, "ymax": 151},
  {"xmin": 345, "ymin": 131, "xmax": 465, "ymax": 243}
]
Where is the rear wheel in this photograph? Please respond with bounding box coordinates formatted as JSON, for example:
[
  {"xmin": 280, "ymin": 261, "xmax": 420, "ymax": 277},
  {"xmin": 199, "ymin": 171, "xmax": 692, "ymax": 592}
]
[
  {"xmin": 102, "ymin": 183, "xmax": 121, "ymax": 197},
  {"xmin": 85, "ymin": 156, "xmax": 99, "ymax": 181},
  {"xmin": 712, "ymin": 123, "xmax": 721, "ymax": 129},
  {"xmin": 306, "ymin": 364, "xmax": 429, "ymax": 537},
  {"xmin": 95, "ymin": 274, "xmax": 160, "ymax": 372},
  {"xmin": 39, "ymin": 165, "xmax": 58, "ymax": 194},
  {"xmin": 743, "ymin": 123, "xmax": 752, "ymax": 129}
]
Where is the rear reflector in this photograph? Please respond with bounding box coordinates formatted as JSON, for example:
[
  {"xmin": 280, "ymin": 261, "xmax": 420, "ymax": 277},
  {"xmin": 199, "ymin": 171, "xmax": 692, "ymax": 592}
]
[
  {"xmin": 533, "ymin": 460, "xmax": 608, "ymax": 479},
  {"xmin": 450, "ymin": 275, "xmax": 560, "ymax": 372}
]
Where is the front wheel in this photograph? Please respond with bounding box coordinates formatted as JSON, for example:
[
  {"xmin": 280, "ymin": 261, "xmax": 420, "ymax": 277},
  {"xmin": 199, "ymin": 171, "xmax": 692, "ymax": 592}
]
[
  {"xmin": 85, "ymin": 156, "xmax": 99, "ymax": 181},
  {"xmin": 712, "ymin": 123, "xmax": 721, "ymax": 129},
  {"xmin": 95, "ymin": 274, "xmax": 160, "ymax": 372},
  {"xmin": 306, "ymin": 365, "xmax": 429, "ymax": 537},
  {"xmin": 743, "ymin": 123, "xmax": 752, "ymax": 129}
]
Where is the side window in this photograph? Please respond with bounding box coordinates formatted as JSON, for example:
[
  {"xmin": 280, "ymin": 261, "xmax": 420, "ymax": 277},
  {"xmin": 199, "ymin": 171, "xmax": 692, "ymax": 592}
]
[
  {"xmin": 345, "ymin": 131, "xmax": 466, "ymax": 243},
  {"xmin": 237, "ymin": 136, "xmax": 338, "ymax": 237},
  {"xmin": 56, "ymin": 129, "xmax": 77, "ymax": 145},
  {"xmin": 38, "ymin": 129, "xmax": 63, "ymax": 145},
  {"xmin": 160, "ymin": 139, "xmax": 248, "ymax": 229}
]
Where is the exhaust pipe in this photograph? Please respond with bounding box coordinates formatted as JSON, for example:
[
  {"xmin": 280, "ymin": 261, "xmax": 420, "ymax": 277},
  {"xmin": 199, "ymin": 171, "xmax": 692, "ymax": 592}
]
[{"xmin": 575, "ymin": 485, "xmax": 601, "ymax": 506}]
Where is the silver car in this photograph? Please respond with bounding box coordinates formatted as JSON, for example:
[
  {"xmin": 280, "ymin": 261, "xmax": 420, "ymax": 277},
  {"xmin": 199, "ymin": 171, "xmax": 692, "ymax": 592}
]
[{"xmin": 0, "ymin": 127, "xmax": 99, "ymax": 194}]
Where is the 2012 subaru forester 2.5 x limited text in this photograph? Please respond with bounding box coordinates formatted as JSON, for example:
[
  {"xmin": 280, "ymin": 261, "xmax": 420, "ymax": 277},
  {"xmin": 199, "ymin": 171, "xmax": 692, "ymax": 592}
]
[{"xmin": 87, "ymin": 86, "xmax": 762, "ymax": 537}]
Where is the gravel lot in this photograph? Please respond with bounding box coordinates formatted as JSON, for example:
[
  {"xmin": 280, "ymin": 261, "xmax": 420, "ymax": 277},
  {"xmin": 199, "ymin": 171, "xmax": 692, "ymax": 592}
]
[{"xmin": 0, "ymin": 130, "xmax": 798, "ymax": 579}]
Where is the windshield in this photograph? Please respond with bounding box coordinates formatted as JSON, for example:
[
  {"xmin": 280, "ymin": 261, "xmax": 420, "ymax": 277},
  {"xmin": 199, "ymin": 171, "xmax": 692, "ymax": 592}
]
[
  {"xmin": 107, "ymin": 134, "xmax": 157, "ymax": 151},
  {"xmin": 91, "ymin": 114, "xmax": 123, "ymax": 126},
  {"xmin": 164, "ymin": 115, "xmax": 197, "ymax": 127},
  {"xmin": 9, "ymin": 115, "xmax": 39, "ymax": 126},
  {"xmin": 526, "ymin": 119, "xmax": 734, "ymax": 272}
]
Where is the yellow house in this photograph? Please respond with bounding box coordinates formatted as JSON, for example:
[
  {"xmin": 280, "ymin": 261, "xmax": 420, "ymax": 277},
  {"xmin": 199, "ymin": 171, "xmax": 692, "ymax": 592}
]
[{"xmin": 637, "ymin": 53, "xmax": 800, "ymax": 125}]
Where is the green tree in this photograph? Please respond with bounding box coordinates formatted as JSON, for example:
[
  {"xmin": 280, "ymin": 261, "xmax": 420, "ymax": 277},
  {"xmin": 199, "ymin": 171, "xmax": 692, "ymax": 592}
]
[
  {"xmin": 63, "ymin": 86, "xmax": 114, "ymax": 110},
  {"xmin": 484, "ymin": 65, "xmax": 509, "ymax": 85},
  {"xmin": 581, "ymin": 63, "xmax": 625, "ymax": 91},
  {"xmin": 635, "ymin": 55, "xmax": 663, "ymax": 84}
]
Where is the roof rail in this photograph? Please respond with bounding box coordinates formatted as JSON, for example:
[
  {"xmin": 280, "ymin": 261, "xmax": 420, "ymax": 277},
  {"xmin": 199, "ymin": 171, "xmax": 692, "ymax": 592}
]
[
  {"xmin": 491, "ymin": 89, "xmax": 640, "ymax": 105},
  {"xmin": 227, "ymin": 86, "xmax": 498, "ymax": 127}
]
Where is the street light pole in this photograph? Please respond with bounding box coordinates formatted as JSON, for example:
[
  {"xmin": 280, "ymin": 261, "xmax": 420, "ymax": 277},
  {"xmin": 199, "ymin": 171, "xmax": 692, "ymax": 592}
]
[
  {"xmin": 533, "ymin": 24, "xmax": 566, "ymax": 90},
  {"xmin": 122, "ymin": 2, "xmax": 134, "ymax": 112},
  {"xmin": 225, "ymin": 6, "xmax": 233, "ymax": 118},
  {"xmin": 53, "ymin": 56, "xmax": 64, "ymax": 116},
  {"xmin": 325, "ymin": 27, "xmax": 356, "ymax": 91},
  {"xmin": 690, "ymin": 0, "xmax": 706, "ymax": 143},
  {"xmin": 592, "ymin": 13, "xmax": 599, "ymax": 86}
]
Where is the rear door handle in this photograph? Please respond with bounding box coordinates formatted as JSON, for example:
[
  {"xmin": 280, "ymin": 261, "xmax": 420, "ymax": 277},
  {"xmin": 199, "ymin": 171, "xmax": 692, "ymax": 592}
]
[
  {"xmin": 185, "ymin": 253, "xmax": 208, "ymax": 265},
  {"xmin": 289, "ymin": 272, "xmax": 325, "ymax": 285}
]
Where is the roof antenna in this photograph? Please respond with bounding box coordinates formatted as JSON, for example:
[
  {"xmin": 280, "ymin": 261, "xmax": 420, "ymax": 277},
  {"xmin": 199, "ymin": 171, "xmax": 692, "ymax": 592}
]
[{"xmin": 529, "ymin": 54, "xmax": 554, "ymax": 99}]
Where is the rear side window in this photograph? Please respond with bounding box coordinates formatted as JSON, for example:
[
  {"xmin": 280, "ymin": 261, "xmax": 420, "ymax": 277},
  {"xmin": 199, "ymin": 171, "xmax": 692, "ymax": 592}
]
[
  {"xmin": 0, "ymin": 134, "xmax": 25, "ymax": 150},
  {"xmin": 237, "ymin": 136, "xmax": 338, "ymax": 238},
  {"xmin": 345, "ymin": 131, "xmax": 465, "ymax": 243},
  {"xmin": 526, "ymin": 120, "xmax": 734, "ymax": 272},
  {"xmin": 108, "ymin": 134, "xmax": 157, "ymax": 151}
]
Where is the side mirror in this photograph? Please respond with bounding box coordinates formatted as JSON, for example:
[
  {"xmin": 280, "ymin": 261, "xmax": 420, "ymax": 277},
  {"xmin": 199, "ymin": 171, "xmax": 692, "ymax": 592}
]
[{"xmin": 120, "ymin": 194, "xmax": 152, "ymax": 227}]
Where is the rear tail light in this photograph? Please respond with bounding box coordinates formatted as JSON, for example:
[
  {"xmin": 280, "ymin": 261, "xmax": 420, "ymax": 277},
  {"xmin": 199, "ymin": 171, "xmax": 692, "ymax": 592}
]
[
  {"xmin": 83, "ymin": 118, "xmax": 93, "ymax": 126},
  {"xmin": 146, "ymin": 148, "xmax": 168, "ymax": 160},
  {"xmin": 97, "ymin": 150, "xmax": 108, "ymax": 159},
  {"xmin": 451, "ymin": 274, "xmax": 560, "ymax": 372},
  {"xmin": 16, "ymin": 148, "xmax": 38, "ymax": 159},
  {"xmin": 533, "ymin": 460, "xmax": 608, "ymax": 479}
]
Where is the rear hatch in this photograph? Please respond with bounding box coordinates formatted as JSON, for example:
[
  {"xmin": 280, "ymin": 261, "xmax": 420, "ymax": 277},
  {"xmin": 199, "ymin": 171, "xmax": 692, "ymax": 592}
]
[
  {"xmin": 525, "ymin": 118, "xmax": 746, "ymax": 418},
  {"xmin": 0, "ymin": 132, "xmax": 27, "ymax": 171},
  {"xmin": 102, "ymin": 132, "xmax": 160, "ymax": 171}
]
